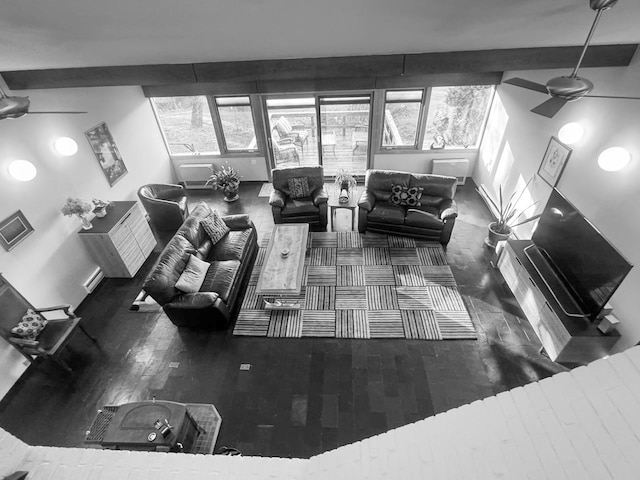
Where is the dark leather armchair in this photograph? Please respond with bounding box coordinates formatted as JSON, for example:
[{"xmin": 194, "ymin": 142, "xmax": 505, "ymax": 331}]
[
  {"xmin": 358, "ymin": 169, "xmax": 458, "ymax": 245},
  {"xmin": 0, "ymin": 273, "xmax": 97, "ymax": 372},
  {"xmin": 137, "ymin": 183, "xmax": 189, "ymax": 233},
  {"xmin": 269, "ymin": 166, "xmax": 328, "ymax": 227}
]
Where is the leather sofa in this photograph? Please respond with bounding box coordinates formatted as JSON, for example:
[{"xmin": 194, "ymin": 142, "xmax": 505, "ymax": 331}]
[
  {"xmin": 358, "ymin": 169, "xmax": 458, "ymax": 245},
  {"xmin": 269, "ymin": 165, "xmax": 329, "ymax": 227},
  {"xmin": 142, "ymin": 202, "xmax": 258, "ymax": 330},
  {"xmin": 137, "ymin": 183, "xmax": 189, "ymax": 233}
]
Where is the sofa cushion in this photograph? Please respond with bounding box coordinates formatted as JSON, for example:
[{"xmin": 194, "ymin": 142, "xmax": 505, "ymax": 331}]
[
  {"xmin": 405, "ymin": 207, "xmax": 443, "ymax": 229},
  {"xmin": 143, "ymin": 235, "xmax": 196, "ymax": 305},
  {"xmin": 390, "ymin": 185, "xmax": 423, "ymax": 207},
  {"xmin": 209, "ymin": 228, "xmax": 255, "ymax": 262},
  {"xmin": 420, "ymin": 195, "xmax": 444, "ymax": 207},
  {"xmin": 410, "ymin": 174, "xmax": 457, "ymax": 199},
  {"xmin": 175, "ymin": 254, "xmax": 210, "ymax": 293},
  {"xmin": 201, "ymin": 211, "xmax": 230, "ymax": 244},
  {"xmin": 288, "ymin": 177, "xmax": 310, "ymax": 199},
  {"xmin": 282, "ymin": 197, "xmax": 318, "ymax": 216},
  {"xmin": 200, "ymin": 260, "xmax": 241, "ymax": 304},
  {"xmin": 178, "ymin": 203, "xmax": 212, "ymax": 246},
  {"xmin": 368, "ymin": 202, "xmax": 406, "ymax": 225},
  {"xmin": 366, "ymin": 170, "xmax": 411, "ymax": 201}
]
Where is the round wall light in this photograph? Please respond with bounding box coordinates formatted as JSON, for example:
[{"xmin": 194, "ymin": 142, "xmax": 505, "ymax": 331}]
[
  {"xmin": 598, "ymin": 147, "xmax": 631, "ymax": 172},
  {"xmin": 8, "ymin": 160, "xmax": 37, "ymax": 181},
  {"xmin": 54, "ymin": 136, "xmax": 78, "ymax": 156},
  {"xmin": 558, "ymin": 122, "xmax": 584, "ymax": 145}
]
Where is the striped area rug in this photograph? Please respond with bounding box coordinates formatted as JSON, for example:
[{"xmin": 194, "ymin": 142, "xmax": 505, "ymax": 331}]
[{"xmin": 234, "ymin": 232, "xmax": 476, "ymax": 340}]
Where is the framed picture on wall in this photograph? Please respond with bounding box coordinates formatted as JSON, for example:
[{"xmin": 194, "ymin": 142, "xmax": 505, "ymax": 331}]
[
  {"xmin": 537, "ymin": 136, "xmax": 572, "ymax": 187},
  {"xmin": 0, "ymin": 210, "xmax": 34, "ymax": 251},
  {"xmin": 85, "ymin": 122, "xmax": 128, "ymax": 187}
]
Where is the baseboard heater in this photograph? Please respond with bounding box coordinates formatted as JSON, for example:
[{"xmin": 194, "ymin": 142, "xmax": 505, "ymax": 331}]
[
  {"xmin": 179, "ymin": 163, "xmax": 212, "ymax": 189},
  {"xmin": 432, "ymin": 159, "xmax": 469, "ymax": 185},
  {"xmin": 82, "ymin": 267, "xmax": 104, "ymax": 294}
]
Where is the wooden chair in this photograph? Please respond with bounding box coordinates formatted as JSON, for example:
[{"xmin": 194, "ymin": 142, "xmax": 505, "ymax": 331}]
[{"xmin": 0, "ymin": 273, "xmax": 97, "ymax": 372}]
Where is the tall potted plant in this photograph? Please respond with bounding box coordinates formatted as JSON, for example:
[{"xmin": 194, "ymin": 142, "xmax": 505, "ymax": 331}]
[
  {"xmin": 61, "ymin": 197, "xmax": 94, "ymax": 229},
  {"xmin": 479, "ymin": 179, "xmax": 542, "ymax": 248},
  {"xmin": 206, "ymin": 164, "xmax": 241, "ymax": 202}
]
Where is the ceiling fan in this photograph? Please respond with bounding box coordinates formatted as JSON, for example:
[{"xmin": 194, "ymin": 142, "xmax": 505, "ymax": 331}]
[
  {"xmin": 0, "ymin": 85, "xmax": 86, "ymax": 120},
  {"xmin": 504, "ymin": 0, "xmax": 640, "ymax": 118}
]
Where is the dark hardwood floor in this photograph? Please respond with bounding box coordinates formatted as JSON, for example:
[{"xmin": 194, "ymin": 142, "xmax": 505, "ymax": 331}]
[{"xmin": 0, "ymin": 179, "xmax": 566, "ymax": 459}]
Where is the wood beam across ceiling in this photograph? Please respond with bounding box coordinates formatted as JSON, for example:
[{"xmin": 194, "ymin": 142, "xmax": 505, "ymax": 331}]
[{"xmin": 1, "ymin": 44, "xmax": 636, "ymax": 91}]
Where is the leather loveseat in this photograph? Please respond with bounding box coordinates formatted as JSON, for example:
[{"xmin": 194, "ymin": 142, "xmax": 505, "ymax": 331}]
[
  {"xmin": 143, "ymin": 202, "xmax": 258, "ymax": 329},
  {"xmin": 358, "ymin": 169, "xmax": 458, "ymax": 245}
]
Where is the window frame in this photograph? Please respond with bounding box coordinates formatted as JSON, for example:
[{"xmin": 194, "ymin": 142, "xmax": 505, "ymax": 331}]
[
  {"xmin": 211, "ymin": 95, "xmax": 260, "ymax": 154},
  {"xmin": 380, "ymin": 89, "xmax": 426, "ymax": 151}
]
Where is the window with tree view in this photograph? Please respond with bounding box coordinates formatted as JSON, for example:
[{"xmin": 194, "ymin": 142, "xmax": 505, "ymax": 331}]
[
  {"xmin": 422, "ymin": 86, "xmax": 494, "ymax": 150},
  {"xmin": 151, "ymin": 96, "xmax": 220, "ymax": 155}
]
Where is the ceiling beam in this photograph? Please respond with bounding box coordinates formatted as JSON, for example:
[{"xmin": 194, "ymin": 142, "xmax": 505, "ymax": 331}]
[{"xmin": 1, "ymin": 44, "xmax": 636, "ymax": 91}]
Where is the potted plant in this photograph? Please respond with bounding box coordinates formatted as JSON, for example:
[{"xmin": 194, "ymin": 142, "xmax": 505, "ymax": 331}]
[
  {"xmin": 92, "ymin": 198, "xmax": 112, "ymax": 218},
  {"xmin": 206, "ymin": 163, "xmax": 241, "ymax": 202},
  {"xmin": 334, "ymin": 169, "xmax": 357, "ymax": 203},
  {"xmin": 479, "ymin": 178, "xmax": 542, "ymax": 248},
  {"xmin": 61, "ymin": 197, "xmax": 94, "ymax": 229}
]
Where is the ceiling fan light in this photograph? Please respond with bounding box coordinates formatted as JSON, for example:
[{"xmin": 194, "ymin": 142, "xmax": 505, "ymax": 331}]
[
  {"xmin": 598, "ymin": 147, "xmax": 630, "ymax": 171},
  {"xmin": 558, "ymin": 123, "xmax": 584, "ymax": 145},
  {"xmin": 54, "ymin": 137, "xmax": 78, "ymax": 156},
  {"xmin": 8, "ymin": 159, "xmax": 37, "ymax": 181}
]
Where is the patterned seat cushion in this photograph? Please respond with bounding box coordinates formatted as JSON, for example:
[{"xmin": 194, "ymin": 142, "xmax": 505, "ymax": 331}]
[{"xmin": 11, "ymin": 309, "xmax": 48, "ymax": 340}]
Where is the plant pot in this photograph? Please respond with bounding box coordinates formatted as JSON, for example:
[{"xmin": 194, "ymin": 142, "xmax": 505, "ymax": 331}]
[
  {"xmin": 485, "ymin": 222, "xmax": 511, "ymax": 249},
  {"xmin": 222, "ymin": 185, "xmax": 239, "ymax": 202},
  {"xmin": 94, "ymin": 207, "xmax": 107, "ymax": 218},
  {"xmin": 78, "ymin": 214, "xmax": 93, "ymax": 230}
]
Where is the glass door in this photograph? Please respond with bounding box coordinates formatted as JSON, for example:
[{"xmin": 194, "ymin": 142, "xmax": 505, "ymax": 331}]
[
  {"xmin": 319, "ymin": 95, "xmax": 371, "ymax": 177},
  {"xmin": 265, "ymin": 97, "xmax": 319, "ymax": 169}
]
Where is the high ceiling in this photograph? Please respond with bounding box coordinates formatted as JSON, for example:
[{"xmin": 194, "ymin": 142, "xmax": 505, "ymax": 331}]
[{"xmin": 1, "ymin": 0, "xmax": 640, "ymax": 71}]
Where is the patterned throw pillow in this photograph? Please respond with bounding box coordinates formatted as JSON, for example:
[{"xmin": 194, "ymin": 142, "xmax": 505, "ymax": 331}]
[
  {"xmin": 11, "ymin": 309, "xmax": 48, "ymax": 340},
  {"xmin": 288, "ymin": 177, "xmax": 310, "ymax": 199},
  {"xmin": 389, "ymin": 185, "xmax": 424, "ymax": 207},
  {"xmin": 201, "ymin": 211, "xmax": 230, "ymax": 244}
]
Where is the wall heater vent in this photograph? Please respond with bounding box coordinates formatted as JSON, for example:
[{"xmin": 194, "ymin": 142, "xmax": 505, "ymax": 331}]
[
  {"xmin": 82, "ymin": 267, "xmax": 104, "ymax": 294},
  {"xmin": 432, "ymin": 159, "xmax": 469, "ymax": 185},
  {"xmin": 178, "ymin": 163, "xmax": 213, "ymax": 189}
]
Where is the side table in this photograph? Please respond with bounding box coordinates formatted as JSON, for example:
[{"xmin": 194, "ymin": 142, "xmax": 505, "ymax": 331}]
[{"xmin": 328, "ymin": 188, "xmax": 359, "ymax": 231}]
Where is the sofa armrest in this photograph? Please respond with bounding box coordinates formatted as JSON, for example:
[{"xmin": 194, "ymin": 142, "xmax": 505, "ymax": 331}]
[
  {"xmin": 439, "ymin": 199, "xmax": 458, "ymax": 221},
  {"xmin": 222, "ymin": 214, "xmax": 252, "ymax": 230},
  {"xmin": 165, "ymin": 292, "xmax": 220, "ymax": 309},
  {"xmin": 311, "ymin": 186, "xmax": 328, "ymax": 206},
  {"xmin": 269, "ymin": 189, "xmax": 286, "ymax": 208},
  {"xmin": 358, "ymin": 190, "xmax": 376, "ymax": 212}
]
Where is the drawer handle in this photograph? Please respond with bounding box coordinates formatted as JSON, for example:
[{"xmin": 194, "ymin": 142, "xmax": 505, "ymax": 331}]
[
  {"xmin": 515, "ymin": 257, "xmax": 523, "ymax": 266},
  {"xmin": 117, "ymin": 213, "xmax": 132, "ymax": 226},
  {"xmin": 528, "ymin": 277, "xmax": 536, "ymax": 288},
  {"xmin": 545, "ymin": 302, "xmax": 554, "ymax": 312}
]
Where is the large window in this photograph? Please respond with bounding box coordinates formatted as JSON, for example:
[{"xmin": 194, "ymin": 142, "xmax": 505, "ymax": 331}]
[
  {"xmin": 215, "ymin": 96, "xmax": 258, "ymax": 152},
  {"xmin": 382, "ymin": 90, "xmax": 424, "ymax": 148},
  {"xmin": 422, "ymin": 86, "xmax": 494, "ymax": 150},
  {"xmin": 151, "ymin": 96, "xmax": 220, "ymax": 155}
]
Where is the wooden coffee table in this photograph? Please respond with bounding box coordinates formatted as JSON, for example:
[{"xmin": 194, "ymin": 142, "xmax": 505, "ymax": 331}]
[{"xmin": 255, "ymin": 223, "xmax": 309, "ymax": 309}]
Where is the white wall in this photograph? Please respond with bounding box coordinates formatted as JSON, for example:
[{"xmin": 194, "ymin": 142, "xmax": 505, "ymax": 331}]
[
  {"xmin": 0, "ymin": 84, "xmax": 173, "ymax": 396},
  {"xmin": 473, "ymin": 52, "xmax": 640, "ymax": 351}
]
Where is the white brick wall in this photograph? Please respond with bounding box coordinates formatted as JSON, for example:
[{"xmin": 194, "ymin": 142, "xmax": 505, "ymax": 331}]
[{"xmin": 2, "ymin": 346, "xmax": 640, "ymax": 479}]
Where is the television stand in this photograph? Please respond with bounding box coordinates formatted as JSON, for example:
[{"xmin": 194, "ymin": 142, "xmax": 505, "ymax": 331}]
[{"xmin": 497, "ymin": 240, "xmax": 618, "ymax": 365}]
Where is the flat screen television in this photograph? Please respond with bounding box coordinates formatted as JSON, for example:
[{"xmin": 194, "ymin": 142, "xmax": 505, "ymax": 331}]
[{"xmin": 530, "ymin": 188, "xmax": 632, "ymax": 321}]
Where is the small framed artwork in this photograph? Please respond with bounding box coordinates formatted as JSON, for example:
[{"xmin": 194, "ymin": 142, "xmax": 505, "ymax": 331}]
[
  {"xmin": 85, "ymin": 122, "xmax": 128, "ymax": 187},
  {"xmin": 0, "ymin": 210, "xmax": 34, "ymax": 251},
  {"xmin": 537, "ymin": 136, "xmax": 572, "ymax": 187}
]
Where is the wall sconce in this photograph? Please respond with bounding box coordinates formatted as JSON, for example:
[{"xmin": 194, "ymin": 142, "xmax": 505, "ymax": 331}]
[
  {"xmin": 8, "ymin": 160, "xmax": 37, "ymax": 181},
  {"xmin": 558, "ymin": 123, "xmax": 584, "ymax": 145},
  {"xmin": 598, "ymin": 147, "xmax": 631, "ymax": 172},
  {"xmin": 54, "ymin": 137, "xmax": 78, "ymax": 156}
]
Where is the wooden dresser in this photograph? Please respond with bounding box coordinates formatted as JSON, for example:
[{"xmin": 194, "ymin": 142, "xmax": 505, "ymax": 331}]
[
  {"xmin": 497, "ymin": 239, "xmax": 618, "ymax": 365},
  {"xmin": 79, "ymin": 201, "xmax": 156, "ymax": 278}
]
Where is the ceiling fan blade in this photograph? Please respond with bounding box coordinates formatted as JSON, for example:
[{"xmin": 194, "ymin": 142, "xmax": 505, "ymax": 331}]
[
  {"xmin": 28, "ymin": 111, "xmax": 87, "ymax": 114},
  {"xmin": 503, "ymin": 77, "xmax": 549, "ymax": 94},
  {"xmin": 531, "ymin": 97, "xmax": 568, "ymax": 118},
  {"xmin": 585, "ymin": 95, "xmax": 640, "ymax": 100}
]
